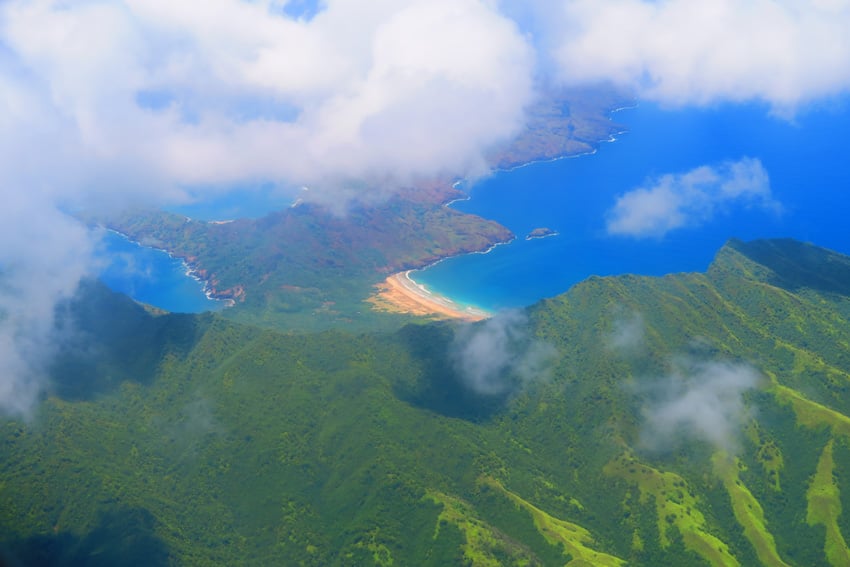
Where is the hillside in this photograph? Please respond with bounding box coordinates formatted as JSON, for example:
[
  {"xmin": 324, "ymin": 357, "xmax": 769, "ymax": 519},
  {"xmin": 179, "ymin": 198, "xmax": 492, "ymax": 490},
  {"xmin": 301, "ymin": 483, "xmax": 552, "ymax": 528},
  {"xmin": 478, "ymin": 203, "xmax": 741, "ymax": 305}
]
[
  {"xmin": 87, "ymin": 190, "xmax": 512, "ymax": 332},
  {"xmin": 4, "ymin": 238, "xmax": 850, "ymax": 565}
]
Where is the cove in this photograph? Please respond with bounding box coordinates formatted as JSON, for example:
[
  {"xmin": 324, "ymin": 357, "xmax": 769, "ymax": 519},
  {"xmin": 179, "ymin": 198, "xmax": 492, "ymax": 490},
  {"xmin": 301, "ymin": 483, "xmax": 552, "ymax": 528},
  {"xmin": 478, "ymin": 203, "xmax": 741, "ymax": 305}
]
[{"xmin": 96, "ymin": 230, "xmax": 223, "ymax": 313}]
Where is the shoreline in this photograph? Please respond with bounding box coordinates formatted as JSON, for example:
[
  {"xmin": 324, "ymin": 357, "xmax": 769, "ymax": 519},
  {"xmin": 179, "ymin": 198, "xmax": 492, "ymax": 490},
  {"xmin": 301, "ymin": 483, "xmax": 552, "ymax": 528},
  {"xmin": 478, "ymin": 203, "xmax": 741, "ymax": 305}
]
[{"xmin": 368, "ymin": 271, "xmax": 490, "ymax": 321}]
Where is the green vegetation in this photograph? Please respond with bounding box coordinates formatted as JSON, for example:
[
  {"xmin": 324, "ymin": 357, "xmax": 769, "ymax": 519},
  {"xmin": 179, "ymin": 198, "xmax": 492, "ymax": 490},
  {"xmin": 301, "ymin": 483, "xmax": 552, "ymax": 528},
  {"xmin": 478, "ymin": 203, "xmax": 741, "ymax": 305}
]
[
  {"xmin": 83, "ymin": 189, "xmax": 513, "ymax": 332},
  {"xmin": 712, "ymin": 454, "xmax": 789, "ymax": 567},
  {"xmin": 487, "ymin": 87, "xmax": 628, "ymax": 169},
  {"xmin": 773, "ymin": 383, "xmax": 850, "ymax": 437},
  {"xmin": 480, "ymin": 476, "xmax": 625, "ymax": 566},
  {"xmin": 606, "ymin": 454, "xmax": 738, "ymax": 566},
  {"xmin": 807, "ymin": 440, "xmax": 850, "ymax": 567},
  {"xmin": 5, "ymin": 238, "xmax": 850, "ymax": 564},
  {"xmin": 427, "ymin": 490, "xmax": 538, "ymax": 566}
]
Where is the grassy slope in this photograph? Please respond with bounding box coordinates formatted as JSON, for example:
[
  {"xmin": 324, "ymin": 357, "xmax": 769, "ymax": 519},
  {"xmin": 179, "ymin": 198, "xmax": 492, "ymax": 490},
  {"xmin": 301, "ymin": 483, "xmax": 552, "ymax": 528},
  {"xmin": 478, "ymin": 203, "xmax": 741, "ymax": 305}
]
[
  {"xmin": 605, "ymin": 454, "xmax": 739, "ymax": 566},
  {"xmin": 4, "ymin": 239, "xmax": 850, "ymax": 565},
  {"xmin": 807, "ymin": 440, "xmax": 850, "ymax": 567}
]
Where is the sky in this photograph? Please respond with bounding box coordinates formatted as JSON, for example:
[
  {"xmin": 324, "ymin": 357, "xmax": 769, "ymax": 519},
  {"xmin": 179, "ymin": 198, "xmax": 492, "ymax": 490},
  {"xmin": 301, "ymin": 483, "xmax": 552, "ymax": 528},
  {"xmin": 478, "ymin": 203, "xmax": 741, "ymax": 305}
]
[{"xmin": 3, "ymin": 0, "xmax": 850, "ymax": 415}]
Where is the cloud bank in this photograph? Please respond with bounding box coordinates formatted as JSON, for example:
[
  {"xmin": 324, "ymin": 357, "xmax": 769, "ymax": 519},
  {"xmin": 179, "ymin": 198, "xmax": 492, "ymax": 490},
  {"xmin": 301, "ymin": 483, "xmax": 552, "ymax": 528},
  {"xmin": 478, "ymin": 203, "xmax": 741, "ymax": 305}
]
[
  {"xmin": 640, "ymin": 360, "xmax": 761, "ymax": 454},
  {"xmin": 451, "ymin": 310, "xmax": 557, "ymax": 396},
  {"xmin": 1, "ymin": 0, "xmax": 534, "ymax": 203},
  {"xmin": 4, "ymin": 0, "xmax": 848, "ymax": 210},
  {"xmin": 605, "ymin": 157, "xmax": 778, "ymax": 238},
  {"xmin": 552, "ymin": 0, "xmax": 850, "ymax": 111}
]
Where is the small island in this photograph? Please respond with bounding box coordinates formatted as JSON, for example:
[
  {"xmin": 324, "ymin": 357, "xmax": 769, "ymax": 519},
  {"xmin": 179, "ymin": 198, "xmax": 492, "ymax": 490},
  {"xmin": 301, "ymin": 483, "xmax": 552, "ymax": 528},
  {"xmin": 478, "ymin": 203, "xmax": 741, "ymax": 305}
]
[{"xmin": 526, "ymin": 227, "xmax": 558, "ymax": 240}]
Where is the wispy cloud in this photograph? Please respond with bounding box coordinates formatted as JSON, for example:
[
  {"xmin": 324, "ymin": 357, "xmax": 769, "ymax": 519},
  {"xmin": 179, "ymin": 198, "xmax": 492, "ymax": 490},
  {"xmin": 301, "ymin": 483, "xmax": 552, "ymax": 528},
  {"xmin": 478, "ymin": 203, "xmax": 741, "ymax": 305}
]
[
  {"xmin": 639, "ymin": 359, "xmax": 761, "ymax": 454},
  {"xmin": 607, "ymin": 310, "xmax": 646, "ymax": 352},
  {"xmin": 605, "ymin": 157, "xmax": 779, "ymax": 238},
  {"xmin": 451, "ymin": 310, "xmax": 557, "ymax": 396}
]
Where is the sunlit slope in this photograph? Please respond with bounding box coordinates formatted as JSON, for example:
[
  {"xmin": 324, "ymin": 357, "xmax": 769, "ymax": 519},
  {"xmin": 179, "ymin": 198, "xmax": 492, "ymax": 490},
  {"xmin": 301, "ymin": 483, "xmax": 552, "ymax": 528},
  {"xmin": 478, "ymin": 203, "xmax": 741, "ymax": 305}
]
[
  {"xmin": 520, "ymin": 238, "xmax": 850, "ymax": 566},
  {"xmin": 4, "ymin": 238, "xmax": 850, "ymax": 565}
]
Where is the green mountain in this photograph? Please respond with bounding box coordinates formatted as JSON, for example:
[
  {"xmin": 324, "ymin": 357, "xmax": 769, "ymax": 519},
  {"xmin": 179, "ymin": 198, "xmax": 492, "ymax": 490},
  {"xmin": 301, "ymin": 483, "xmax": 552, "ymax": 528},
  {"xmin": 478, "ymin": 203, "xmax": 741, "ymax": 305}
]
[{"xmin": 4, "ymin": 238, "xmax": 850, "ymax": 566}]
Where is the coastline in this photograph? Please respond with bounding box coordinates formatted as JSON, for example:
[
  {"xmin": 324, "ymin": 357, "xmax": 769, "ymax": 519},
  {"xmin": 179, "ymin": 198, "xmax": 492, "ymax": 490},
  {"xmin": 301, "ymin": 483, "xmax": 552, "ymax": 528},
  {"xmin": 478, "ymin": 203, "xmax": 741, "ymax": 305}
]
[
  {"xmin": 488, "ymin": 102, "xmax": 635, "ymax": 175},
  {"xmin": 411, "ymin": 103, "xmax": 631, "ymax": 312},
  {"xmin": 368, "ymin": 271, "xmax": 490, "ymax": 322},
  {"xmin": 102, "ymin": 228, "xmax": 232, "ymax": 308},
  {"xmin": 99, "ymin": 98, "xmax": 633, "ymax": 318}
]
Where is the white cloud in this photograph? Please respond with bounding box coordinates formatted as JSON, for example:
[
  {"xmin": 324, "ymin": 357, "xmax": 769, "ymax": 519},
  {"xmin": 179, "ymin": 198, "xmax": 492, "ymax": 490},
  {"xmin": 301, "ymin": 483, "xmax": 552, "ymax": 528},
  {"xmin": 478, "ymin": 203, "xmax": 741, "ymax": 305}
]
[
  {"xmin": 605, "ymin": 157, "xmax": 778, "ymax": 238},
  {"xmin": 640, "ymin": 359, "xmax": 761, "ymax": 453},
  {"xmin": 0, "ymin": 195, "xmax": 93, "ymax": 417},
  {"xmin": 0, "ymin": 0, "xmax": 534, "ymax": 203},
  {"xmin": 452, "ymin": 310, "xmax": 557, "ymax": 396},
  {"xmin": 550, "ymin": 0, "xmax": 850, "ymax": 111}
]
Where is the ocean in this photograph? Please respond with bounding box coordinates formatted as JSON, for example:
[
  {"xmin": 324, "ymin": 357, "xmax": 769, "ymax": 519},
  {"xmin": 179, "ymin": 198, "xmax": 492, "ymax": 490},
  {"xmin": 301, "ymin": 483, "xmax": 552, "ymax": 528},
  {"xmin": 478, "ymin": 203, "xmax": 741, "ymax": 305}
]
[
  {"xmin": 96, "ymin": 97, "xmax": 850, "ymax": 314},
  {"xmin": 414, "ymin": 99, "xmax": 850, "ymax": 311}
]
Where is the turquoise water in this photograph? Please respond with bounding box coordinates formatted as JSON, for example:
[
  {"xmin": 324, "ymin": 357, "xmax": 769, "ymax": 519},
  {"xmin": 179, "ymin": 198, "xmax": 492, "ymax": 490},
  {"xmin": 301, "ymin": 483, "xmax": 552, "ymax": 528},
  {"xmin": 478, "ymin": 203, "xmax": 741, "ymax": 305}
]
[
  {"xmin": 415, "ymin": 99, "xmax": 850, "ymax": 311},
  {"xmin": 96, "ymin": 231, "xmax": 223, "ymax": 313}
]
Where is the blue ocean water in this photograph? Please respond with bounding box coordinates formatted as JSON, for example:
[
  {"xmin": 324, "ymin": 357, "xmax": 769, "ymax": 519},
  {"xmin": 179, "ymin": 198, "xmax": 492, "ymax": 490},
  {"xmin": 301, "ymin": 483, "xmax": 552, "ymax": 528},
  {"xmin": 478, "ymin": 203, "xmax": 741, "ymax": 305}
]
[
  {"xmin": 96, "ymin": 231, "xmax": 223, "ymax": 313},
  {"xmin": 415, "ymin": 99, "xmax": 850, "ymax": 311}
]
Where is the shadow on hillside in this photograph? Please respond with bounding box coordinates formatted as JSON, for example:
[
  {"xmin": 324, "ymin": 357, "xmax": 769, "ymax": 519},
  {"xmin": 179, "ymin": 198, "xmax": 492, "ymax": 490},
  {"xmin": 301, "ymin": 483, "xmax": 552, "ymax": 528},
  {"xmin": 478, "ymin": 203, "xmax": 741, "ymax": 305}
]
[
  {"xmin": 48, "ymin": 279, "xmax": 210, "ymax": 401},
  {"xmin": 732, "ymin": 238, "xmax": 850, "ymax": 296},
  {"xmin": 0, "ymin": 507, "xmax": 170, "ymax": 567},
  {"xmin": 393, "ymin": 323, "xmax": 509, "ymax": 422}
]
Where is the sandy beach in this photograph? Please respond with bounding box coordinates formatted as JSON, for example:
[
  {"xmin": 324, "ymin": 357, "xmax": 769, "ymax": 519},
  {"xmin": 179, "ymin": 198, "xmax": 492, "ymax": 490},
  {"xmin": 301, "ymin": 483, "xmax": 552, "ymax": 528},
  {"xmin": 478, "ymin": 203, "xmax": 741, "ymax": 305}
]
[{"xmin": 368, "ymin": 271, "xmax": 489, "ymax": 321}]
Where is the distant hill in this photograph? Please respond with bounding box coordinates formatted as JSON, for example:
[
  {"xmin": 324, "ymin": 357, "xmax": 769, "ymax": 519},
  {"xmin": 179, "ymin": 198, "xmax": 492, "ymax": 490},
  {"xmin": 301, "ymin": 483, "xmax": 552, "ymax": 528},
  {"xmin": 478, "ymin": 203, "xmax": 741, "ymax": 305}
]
[{"xmin": 5, "ymin": 238, "xmax": 850, "ymax": 565}]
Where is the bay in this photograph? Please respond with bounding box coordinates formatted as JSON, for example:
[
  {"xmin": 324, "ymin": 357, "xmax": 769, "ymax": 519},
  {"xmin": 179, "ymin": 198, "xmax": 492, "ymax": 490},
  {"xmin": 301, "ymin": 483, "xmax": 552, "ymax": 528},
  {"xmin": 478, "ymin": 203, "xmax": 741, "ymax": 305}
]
[
  {"xmin": 96, "ymin": 230, "xmax": 223, "ymax": 313},
  {"xmin": 415, "ymin": 99, "xmax": 850, "ymax": 311}
]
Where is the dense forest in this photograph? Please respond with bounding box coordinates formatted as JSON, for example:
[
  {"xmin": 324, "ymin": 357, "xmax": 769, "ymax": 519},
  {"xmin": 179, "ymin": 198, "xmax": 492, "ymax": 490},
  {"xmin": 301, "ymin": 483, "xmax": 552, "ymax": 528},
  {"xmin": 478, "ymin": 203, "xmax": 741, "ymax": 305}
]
[{"xmin": 3, "ymin": 238, "xmax": 850, "ymax": 565}]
